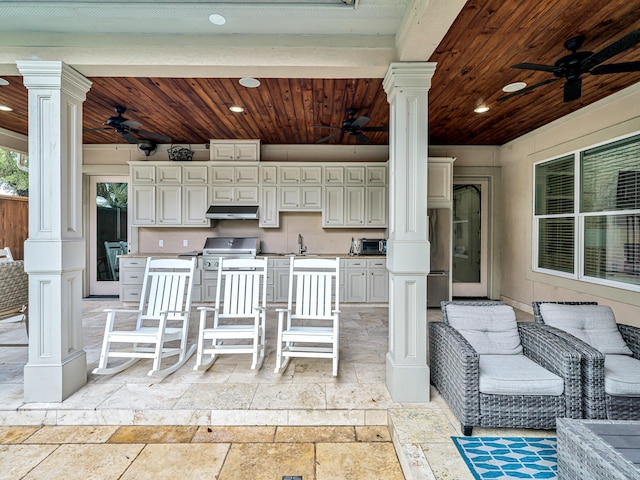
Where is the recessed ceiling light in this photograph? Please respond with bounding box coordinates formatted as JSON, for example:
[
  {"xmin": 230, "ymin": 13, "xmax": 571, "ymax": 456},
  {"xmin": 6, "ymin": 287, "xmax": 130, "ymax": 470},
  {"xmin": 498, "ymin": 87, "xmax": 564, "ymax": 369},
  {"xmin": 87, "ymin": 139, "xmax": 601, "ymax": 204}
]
[
  {"xmin": 209, "ymin": 13, "xmax": 226, "ymax": 25},
  {"xmin": 0, "ymin": 78, "xmax": 8, "ymax": 86},
  {"xmin": 0, "ymin": 105, "xmax": 13, "ymax": 112},
  {"xmin": 503, "ymin": 82, "xmax": 527, "ymax": 93},
  {"xmin": 239, "ymin": 77, "xmax": 261, "ymax": 88},
  {"xmin": 474, "ymin": 106, "xmax": 489, "ymax": 113},
  {"xmin": 229, "ymin": 106, "xmax": 244, "ymax": 113}
]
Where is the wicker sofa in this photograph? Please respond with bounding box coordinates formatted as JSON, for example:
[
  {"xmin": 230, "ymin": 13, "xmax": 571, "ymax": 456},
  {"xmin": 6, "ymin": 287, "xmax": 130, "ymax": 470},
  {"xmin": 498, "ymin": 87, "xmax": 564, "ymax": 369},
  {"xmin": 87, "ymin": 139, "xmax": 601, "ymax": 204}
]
[
  {"xmin": 429, "ymin": 300, "xmax": 582, "ymax": 435},
  {"xmin": 533, "ymin": 301, "xmax": 640, "ymax": 420},
  {"xmin": 0, "ymin": 260, "xmax": 29, "ymax": 347}
]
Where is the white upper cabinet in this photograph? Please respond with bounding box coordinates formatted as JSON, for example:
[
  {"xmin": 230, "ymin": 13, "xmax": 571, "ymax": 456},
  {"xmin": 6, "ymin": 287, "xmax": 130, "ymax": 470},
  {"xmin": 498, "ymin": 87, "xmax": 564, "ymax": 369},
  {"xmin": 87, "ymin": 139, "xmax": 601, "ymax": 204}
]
[
  {"xmin": 210, "ymin": 140, "xmax": 260, "ymax": 161},
  {"xmin": 183, "ymin": 165, "xmax": 208, "ymax": 184},
  {"xmin": 427, "ymin": 157, "xmax": 455, "ymax": 208},
  {"xmin": 279, "ymin": 165, "xmax": 322, "ymax": 184}
]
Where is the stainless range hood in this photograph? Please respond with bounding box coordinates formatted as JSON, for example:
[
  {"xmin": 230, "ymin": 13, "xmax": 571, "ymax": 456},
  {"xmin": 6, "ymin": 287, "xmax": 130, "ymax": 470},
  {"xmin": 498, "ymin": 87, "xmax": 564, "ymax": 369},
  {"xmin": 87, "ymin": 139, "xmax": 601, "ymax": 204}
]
[{"xmin": 205, "ymin": 205, "xmax": 259, "ymax": 220}]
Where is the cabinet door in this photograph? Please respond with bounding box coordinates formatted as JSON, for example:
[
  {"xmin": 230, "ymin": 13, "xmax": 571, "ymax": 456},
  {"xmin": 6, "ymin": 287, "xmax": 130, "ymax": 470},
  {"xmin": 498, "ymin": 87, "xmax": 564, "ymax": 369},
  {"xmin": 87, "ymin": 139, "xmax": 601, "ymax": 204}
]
[
  {"xmin": 367, "ymin": 166, "xmax": 387, "ymax": 185},
  {"xmin": 345, "ymin": 166, "xmax": 366, "ymax": 185},
  {"xmin": 259, "ymin": 186, "xmax": 279, "ymax": 227},
  {"xmin": 344, "ymin": 186, "xmax": 365, "ymax": 225},
  {"xmin": 183, "ymin": 165, "xmax": 208, "ymax": 184},
  {"xmin": 211, "ymin": 143, "xmax": 236, "ymax": 161},
  {"xmin": 345, "ymin": 269, "xmax": 367, "ymax": 302},
  {"xmin": 275, "ymin": 268, "xmax": 290, "ymax": 303},
  {"xmin": 366, "ymin": 186, "xmax": 387, "ymax": 226},
  {"xmin": 235, "ymin": 143, "xmax": 259, "ymax": 161},
  {"xmin": 279, "ymin": 186, "xmax": 300, "ymax": 209},
  {"xmin": 300, "ymin": 166, "xmax": 322, "ymax": 184},
  {"xmin": 183, "ymin": 185, "xmax": 209, "ymax": 225},
  {"xmin": 211, "ymin": 185, "xmax": 235, "ymax": 204},
  {"xmin": 279, "ymin": 166, "xmax": 301, "ymax": 184},
  {"xmin": 300, "ymin": 186, "xmax": 322, "ymax": 209},
  {"xmin": 427, "ymin": 161, "xmax": 453, "ymax": 207},
  {"xmin": 235, "ymin": 166, "xmax": 259, "ymax": 184},
  {"xmin": 157, "ymin": 185, "xmax": 182, "ymax": 224},
  {"xmin": 157, "ymin": 165, "xmax": 182, "ymax": 184},
  {"xmin": 211, "ymin": 166, "xmax": 234, "ymax": 183},
  {"xmin": 368, "ymin": 269, "xmax": 389, "ymax": 303},
  {"xmin": 323, "ymin": 186, "xmax": 344, "ymax": 226},
  {"xmin": 261, "ymin": 165, "xmax": 277, "ymax": 185},
  {"xmin": 131, "ymin": 185, "xmax": 156, "ymax": 225},
  {"xmin": 131, "ymin": 165, "xmax": 155, "ymax": 183},
  {"xmin": 324, "ymin": 166, "xmax": 344, "ymax": 185},
  {"xmin": 235, "ymin": 186, "xmax": 259, "ymax": 204}
]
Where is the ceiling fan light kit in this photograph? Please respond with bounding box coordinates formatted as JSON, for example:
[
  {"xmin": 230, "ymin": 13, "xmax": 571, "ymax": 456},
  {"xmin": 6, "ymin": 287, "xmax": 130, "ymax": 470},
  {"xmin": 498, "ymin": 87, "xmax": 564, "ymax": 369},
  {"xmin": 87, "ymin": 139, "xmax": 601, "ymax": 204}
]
[
  {"xmin": 137, "ymin": 140, "xmax": 157, "ymax": 158},
  {"xmin": 85, "ymin": 105, "xmax": 172, "ymax": 145},
  {"xmin": 499, "ymin": 29, "xmax": 640, "ymax": 102},
  {"xmin": 312, "ymin": 107, "xmax": 388, "ymax": 144}
]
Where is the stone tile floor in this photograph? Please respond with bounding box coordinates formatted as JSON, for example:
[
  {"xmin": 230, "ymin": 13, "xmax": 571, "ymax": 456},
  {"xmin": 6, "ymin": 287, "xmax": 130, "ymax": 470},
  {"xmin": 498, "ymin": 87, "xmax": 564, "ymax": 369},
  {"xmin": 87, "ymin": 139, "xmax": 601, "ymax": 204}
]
[{"xmin": 0, "ymin": 300, "xmax": 551, "ymax": 479}]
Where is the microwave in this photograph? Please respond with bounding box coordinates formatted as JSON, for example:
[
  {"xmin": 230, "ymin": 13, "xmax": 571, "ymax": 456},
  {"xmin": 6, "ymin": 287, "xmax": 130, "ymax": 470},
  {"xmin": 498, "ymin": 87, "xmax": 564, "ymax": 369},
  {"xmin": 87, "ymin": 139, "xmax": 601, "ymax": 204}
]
[{"xmin": 355, "ymin": 238, "xmax": 387, "ymax": 256}]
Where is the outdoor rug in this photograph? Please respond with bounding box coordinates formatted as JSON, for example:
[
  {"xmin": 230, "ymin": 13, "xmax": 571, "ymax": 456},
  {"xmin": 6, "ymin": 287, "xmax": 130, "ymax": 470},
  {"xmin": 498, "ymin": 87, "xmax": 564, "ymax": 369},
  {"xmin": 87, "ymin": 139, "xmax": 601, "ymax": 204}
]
[{"xmin": 452, "ymin": 437, "xmax": 557, "ymax": 480}]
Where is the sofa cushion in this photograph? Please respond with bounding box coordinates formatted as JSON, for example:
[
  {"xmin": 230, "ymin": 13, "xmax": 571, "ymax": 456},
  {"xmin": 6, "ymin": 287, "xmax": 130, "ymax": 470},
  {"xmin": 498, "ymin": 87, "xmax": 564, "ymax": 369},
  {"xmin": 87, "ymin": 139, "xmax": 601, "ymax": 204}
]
[
  {"xmin": 538, "ymin": 304, "xmax": 632, "ymax": 355},
  {"xmin": 479, "ymin": 355, "xmax": 564, "ymax": 395},
  {"xmin": 445, "ymin": 304, "xmax": 522, "ymax": 355},
  {"xmin": 604, "ymin": 355, "xmax": 640, "ymax": 396}
]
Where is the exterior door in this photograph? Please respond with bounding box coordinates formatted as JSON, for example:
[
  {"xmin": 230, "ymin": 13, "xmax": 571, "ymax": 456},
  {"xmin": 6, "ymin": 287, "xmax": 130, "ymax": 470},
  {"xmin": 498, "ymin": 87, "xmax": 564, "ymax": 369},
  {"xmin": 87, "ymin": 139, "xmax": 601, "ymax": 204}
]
[
  {"xmin": 89, "ymin": 176, "xmax": 128, "ymax": 296},
  {"xmin": 452, "ymin": 179, "xmax": 488, "ymax": 297}
]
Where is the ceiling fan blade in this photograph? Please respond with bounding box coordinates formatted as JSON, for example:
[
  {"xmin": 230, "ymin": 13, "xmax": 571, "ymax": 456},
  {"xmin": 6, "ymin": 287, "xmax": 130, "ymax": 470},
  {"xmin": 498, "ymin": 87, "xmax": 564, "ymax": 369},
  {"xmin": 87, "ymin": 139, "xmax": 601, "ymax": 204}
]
[
  {"xmin": 564, "ymin": 77, "xmax": 582, "ymax": 102},
  {"xmin": 354, "ymin": 132, "xmax": 370, "ymax": 144},
  {"xmin": 360, "ymin": 126, "xmax": 388, "ymax": 132},
  {"xmin": 350, "ymin": 116, "xmax": 370, "ymax": 129},
  {"xmin": 582, "ymin": 29, "xmax": 640, "ymax": 70},
  {"xmin": 121, "ymin": 119, "xmax": 142, "ymax": 128},
  {"xmin": 511, "ymin": 62, "xmax": 560, "ymax": 73},
  {"xmin": 317, "ymin": 132, "xmax": 341, "ymax": 144},
  {"xmin": 497, "ymin": 77, "xmax": 560, "ymax": 101},
  {"xmin": 590, "ymin": 61, "xmax": 640, "ymax": 75},
  {"xmin": 121, "ymin": 132, "xmax": 139, "ymax": 144},
  {"xmin": 129, "ymin": 128, "xmax": 172, "ymax": 143}
]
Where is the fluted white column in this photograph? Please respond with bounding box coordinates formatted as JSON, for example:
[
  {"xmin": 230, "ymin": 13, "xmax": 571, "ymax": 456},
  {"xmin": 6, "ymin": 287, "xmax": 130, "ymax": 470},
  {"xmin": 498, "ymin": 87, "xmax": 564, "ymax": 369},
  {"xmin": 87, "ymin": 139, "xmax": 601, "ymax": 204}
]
[
  {"xmin": 17, "ymin": 61, "xmax": 92, "ymax": 402},
  {"xmin": 383, "ymin": 62, "xmax": 436, "ymax": 402}
]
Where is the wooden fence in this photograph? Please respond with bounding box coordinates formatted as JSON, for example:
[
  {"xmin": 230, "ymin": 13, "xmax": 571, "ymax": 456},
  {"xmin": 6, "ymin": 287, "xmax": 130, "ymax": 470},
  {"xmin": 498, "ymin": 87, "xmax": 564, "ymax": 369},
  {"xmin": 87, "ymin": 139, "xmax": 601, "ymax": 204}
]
[{"xmin": 0, "ymin": 194, "xmax": 28, "ymax": 260}]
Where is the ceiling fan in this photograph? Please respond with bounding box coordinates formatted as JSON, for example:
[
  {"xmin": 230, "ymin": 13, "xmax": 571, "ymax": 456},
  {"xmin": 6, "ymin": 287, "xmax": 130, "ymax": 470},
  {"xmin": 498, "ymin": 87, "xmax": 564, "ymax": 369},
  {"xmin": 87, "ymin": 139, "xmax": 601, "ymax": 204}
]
[
  {"xmin": 498, "ymin": 29, "xmax": 640, "ymax": 103},
  {"xmin": 312, "ymin": 108, "xmax": 388, "ymax": 144},
  {"xmin": 85, "ymin": 105, "xmax": 172, "ymax": 144}
]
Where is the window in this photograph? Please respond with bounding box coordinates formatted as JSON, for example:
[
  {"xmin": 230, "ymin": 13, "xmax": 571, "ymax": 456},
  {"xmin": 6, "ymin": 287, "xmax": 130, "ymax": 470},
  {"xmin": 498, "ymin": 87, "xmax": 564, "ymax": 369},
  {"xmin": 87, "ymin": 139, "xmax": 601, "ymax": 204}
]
[{"xmin": 534, "ymin": 134, "xmax": 640, "ymax": 291}]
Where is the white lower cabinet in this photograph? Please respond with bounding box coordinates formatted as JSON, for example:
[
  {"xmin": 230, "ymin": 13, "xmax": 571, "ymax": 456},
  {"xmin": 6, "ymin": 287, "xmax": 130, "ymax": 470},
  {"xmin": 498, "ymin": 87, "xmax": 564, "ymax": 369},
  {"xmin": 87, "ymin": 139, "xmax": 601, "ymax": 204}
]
[
  {"xmin": 367, "ymin": 259, "xmax": 389, "ymax": 303},
  {"xmin": 343, "ymin": 258, "xmax": 388, "ymax": 303},
  {"xmin": 119, "ymin": 258, "xmax": 147, "ymax": 302}
]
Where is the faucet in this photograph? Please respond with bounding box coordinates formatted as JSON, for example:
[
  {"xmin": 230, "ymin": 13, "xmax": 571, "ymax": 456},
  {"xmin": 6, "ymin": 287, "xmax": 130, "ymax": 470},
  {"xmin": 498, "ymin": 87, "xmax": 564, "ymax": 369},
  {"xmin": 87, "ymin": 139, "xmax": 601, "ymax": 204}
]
[{"xmin": 297, "ymin": 234, "xmax": 307, "ymax": 255}]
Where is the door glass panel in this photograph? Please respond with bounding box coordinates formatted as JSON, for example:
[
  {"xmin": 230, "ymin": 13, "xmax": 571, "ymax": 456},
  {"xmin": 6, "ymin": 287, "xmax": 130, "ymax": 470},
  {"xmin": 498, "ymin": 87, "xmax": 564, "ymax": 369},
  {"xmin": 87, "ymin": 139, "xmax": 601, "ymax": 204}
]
[
  {"xmin": 453, "ymin": 184, "xmax": 481, "ymax": 283},
  {"xmin": 96, "ymin": 182, "xmax": 128, "ymax": 282}
]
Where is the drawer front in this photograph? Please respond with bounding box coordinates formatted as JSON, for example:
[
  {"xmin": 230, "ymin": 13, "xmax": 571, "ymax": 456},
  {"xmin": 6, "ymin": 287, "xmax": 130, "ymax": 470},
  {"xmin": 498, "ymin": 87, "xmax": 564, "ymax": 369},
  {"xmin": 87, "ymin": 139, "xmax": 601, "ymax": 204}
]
[
  {"xmin": 120, "ymin": 258, "xmax": 147, "ymax": 269},
  {"xmin": 120, "ymin": 285, "xmax": 143, "ymax": 302},
  {"xmin": 121, "ymin": 268, "xmax": 145, "ymax": 285},
  {"xmin": 344, "ymin": 259, "xmax": 366, "ymax": 269},
  {"xmin": 367, "ymin": 259, "xmax": 386, "ymax": 269}
]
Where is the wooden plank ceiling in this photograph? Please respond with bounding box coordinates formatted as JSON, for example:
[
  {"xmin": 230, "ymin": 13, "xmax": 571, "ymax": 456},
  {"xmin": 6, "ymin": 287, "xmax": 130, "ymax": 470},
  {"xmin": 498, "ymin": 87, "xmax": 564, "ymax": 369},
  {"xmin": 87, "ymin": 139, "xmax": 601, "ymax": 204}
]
[{"xmin": 0, "ymin": 0, "xmax": 639, "ymax": 147}]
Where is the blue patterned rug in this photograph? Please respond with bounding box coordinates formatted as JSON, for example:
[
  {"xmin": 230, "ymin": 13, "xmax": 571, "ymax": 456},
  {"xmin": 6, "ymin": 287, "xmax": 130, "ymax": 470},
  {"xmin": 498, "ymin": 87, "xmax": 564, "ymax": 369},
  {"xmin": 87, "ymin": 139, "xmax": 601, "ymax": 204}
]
[{"xmin": 452, "ymin": 437, "xmax": 557, "ymax": 480}]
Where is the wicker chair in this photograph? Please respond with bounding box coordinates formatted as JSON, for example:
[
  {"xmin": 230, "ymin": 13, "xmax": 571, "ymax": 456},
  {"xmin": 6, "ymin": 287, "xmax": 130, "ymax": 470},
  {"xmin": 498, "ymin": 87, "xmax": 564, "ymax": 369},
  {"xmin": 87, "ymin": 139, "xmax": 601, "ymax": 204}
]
[
  {"xmin": 533, "ymin": 301, "xmax": 640, "ymax": 420},
  {"xmin": 430, "ymin": 300, "xmax": 582, "ymax": 436},
  {"xmin": 0, "ymin": 260, "xmax": 29, "ymax": 347}
]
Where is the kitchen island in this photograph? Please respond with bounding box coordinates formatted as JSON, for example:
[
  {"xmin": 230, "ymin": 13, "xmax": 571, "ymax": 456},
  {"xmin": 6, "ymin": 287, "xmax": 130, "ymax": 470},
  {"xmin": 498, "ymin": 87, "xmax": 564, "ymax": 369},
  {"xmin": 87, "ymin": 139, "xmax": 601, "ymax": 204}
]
[{"xmin": 118, "ymin": 253, "xmax": 388, "ymax": 304}]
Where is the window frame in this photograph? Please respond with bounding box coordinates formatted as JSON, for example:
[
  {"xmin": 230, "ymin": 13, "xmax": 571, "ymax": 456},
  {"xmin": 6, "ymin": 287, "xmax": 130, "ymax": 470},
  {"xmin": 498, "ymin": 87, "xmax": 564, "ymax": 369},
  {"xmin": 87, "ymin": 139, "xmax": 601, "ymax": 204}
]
[{"xmin": 532, "ymin": 131, "xmax": 640, "ymax": 293}]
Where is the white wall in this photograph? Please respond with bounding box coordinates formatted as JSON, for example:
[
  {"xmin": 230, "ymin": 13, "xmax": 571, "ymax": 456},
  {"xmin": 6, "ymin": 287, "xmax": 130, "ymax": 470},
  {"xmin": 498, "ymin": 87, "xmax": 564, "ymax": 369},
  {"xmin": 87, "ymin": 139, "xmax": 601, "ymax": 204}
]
[{"xmin": 498, "ymin": 82, "xmax": 640, "ymax": 325}]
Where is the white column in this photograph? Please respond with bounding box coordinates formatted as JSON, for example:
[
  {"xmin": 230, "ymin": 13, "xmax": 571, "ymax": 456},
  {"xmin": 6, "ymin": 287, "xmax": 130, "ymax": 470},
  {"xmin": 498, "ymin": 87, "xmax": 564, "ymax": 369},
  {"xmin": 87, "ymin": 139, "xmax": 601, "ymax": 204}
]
[
  {"xmin": 383, "ymin": 62, "xmax": 436, "ymax": 402},
  {"xmin": 17, "ymin": 61, "xmax": 92, "ymax": 402}
]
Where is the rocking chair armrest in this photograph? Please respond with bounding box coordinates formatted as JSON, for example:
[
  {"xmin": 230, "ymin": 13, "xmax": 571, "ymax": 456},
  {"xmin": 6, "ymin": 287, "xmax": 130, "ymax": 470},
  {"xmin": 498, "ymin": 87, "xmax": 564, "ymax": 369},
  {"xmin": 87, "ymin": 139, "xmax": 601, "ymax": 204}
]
[
  {"xmin": 276, "ymin": 308, "xmax": 290, "ymax": 313},
  {"xmin": 197, "ymin": 306, "xmax": 217, "ymax": 312},
  {"xmin": 332, "ymin": 309, "xmax": 341, "ymax": 315},
  {"xmin": 254, "ymin": 306, "xmax": 266, "ymax": 312},
  {"xmin": 104, "ymin": 308, "xmax": 139, "ymax": 314}
]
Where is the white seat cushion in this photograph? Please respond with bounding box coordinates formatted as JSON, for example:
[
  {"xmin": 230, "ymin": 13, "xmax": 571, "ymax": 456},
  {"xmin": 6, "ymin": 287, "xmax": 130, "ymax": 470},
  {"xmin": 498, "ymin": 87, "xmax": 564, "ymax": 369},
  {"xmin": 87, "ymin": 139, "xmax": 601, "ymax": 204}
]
[
  {"xmin": 538, "ymin": 304, "xmax": 632, "ymax": 355},
  {"xmin": 445, "ymin": 304, "xmax": 522, "ymax": 355},
  {"xmin": 604, "ymin": 355, "xmax": 640, "ymax": 396},
  {"xmin": 479, "ymin": 355, "xmax": 564, "ymax": 396}
]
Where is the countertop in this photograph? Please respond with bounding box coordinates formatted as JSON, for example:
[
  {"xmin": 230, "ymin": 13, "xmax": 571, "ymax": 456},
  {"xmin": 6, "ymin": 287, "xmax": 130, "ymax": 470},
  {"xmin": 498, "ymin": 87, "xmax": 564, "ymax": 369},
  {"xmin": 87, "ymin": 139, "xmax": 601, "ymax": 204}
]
[{"xmin": 119, "ymin": 253, "xmax": 386, "ymax": 259}]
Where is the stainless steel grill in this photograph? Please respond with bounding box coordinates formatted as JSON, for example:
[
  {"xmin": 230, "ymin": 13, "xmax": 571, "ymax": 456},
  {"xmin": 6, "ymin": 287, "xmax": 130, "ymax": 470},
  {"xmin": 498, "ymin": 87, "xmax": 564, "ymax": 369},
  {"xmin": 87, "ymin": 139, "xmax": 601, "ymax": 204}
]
[{"xmin": 202, "ymin": 237, "xmax": 260, "ymax": 270}]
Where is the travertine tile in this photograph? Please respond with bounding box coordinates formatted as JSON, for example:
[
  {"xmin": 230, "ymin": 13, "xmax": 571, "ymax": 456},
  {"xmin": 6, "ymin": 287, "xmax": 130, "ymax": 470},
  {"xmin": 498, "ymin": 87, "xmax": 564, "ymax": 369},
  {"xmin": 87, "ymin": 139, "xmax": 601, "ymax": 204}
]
[
  {"xmin": 0, "ymin": 444, "xmax": 58, "ymax": 480},
  {"xmin": 120, "ymin": 443, "xmax": 229, "ymax": 480},
  {"xmin": 22, "ymin": 443, "xmax": 144, "ymax": 480},
  {"xmin": 0, "ymin": 384, "xmax": 24, "ymax": 409},
  {"xmin": 287, "ymin": 409, "xmax": 365, "ymax": 426},
  {"xmin": 192, "ymin": 426, "xmax": 276, "ymax": 443},
  {"xmin": 98, "ymin": 383, "xmax": 190, "ymax": 409},
  {"xmin": 174, "ymin": 383, "xmax": 257, "ymax": 410},
  {"xmin": 132, "ymin": 408, "xmax": 211, "ymax": 425},
  {"xmin": 316, "ymin": 442, "xmax": 404, "ymax": 480},
  {"xmin": 364, "ymin": 409, "xmax": 388, "ymax": 425},
  {"xmin": 325, "ymin": 383, "xmax": 398, "ymax": 409},
  {"xmin": 275, "ymin": 426, "xmax": 356, "ymax": 443},
  {"xmin": 355, "ymin": 425, "xmax": 391, "ymax": 442},
  {"xmin": 23, "ymin": 425, "xmax": 118, "ymax": 444},
  {"xmin": 0, "ymin": 426, "xmax": 39, "ymax": 443},
  {"xmin": 218, "ymin": 443, "xmax": 315, "ymax": 480},
  {"xmin": 421, "ymin": 441, "xmax": 475, "ymax": 480},
  {"xmin": 251, "ymin": 383, "xmax": 326, "ymax": 409},
  {"xmin": 20, "ymin": 383, "xmax": 123, "ymax": 410},
  {"xmin": 291, "ymin": 361, "xmax": 358, "ymax": 383},
  {"xmin": 389, "ymin": 408, "xmax": 458, "ymax": 444},
  {"xmin": 109, "ymin": 425, "xmax": 197, "ymax": 443},
  {"xmin": 210, "ymin": 409, "xmax": 288, "ymax": 426}
]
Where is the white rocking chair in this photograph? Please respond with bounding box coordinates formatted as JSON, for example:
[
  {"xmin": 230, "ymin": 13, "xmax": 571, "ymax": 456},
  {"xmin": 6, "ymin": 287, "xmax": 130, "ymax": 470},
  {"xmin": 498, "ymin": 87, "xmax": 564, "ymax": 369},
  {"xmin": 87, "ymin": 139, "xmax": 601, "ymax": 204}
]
[
  {"xmin": 194, "ymin": 257, "xmax": 268, "ymax": 371},
  {"xmin": 93, "ymin": 257, "xmax": 197, "ymax": 377},
  {"xmin": 274, "ymin": 257, "xmax": 341, "ymax": 376}
]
